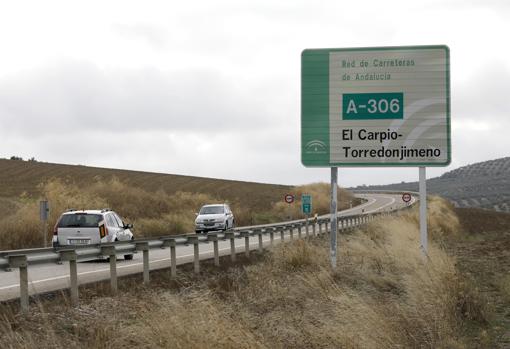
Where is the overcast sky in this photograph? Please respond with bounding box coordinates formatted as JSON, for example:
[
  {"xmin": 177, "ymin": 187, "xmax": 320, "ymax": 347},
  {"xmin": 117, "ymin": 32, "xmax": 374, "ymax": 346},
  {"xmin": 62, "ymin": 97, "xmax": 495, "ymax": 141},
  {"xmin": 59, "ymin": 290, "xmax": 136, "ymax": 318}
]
[{"xmin": 0, "ymin": 0, "xmax": 508, "ymax": 187}]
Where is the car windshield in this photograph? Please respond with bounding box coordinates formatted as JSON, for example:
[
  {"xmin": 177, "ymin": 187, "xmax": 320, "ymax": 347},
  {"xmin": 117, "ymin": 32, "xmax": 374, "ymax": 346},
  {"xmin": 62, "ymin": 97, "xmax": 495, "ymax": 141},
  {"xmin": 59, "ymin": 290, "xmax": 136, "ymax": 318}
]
[
  {"xmin": 58, "ymin": 214, "xmax": 103, "ymax": 228},
  {"xmin": 199, "ymin": 206, "xmax": 225, "ymax": 215}
]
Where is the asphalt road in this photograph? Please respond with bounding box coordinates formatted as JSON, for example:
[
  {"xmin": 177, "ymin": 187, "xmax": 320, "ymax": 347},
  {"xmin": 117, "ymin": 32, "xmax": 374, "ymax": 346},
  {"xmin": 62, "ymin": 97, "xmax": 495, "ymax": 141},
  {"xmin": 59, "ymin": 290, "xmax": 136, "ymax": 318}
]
[{"xmin": 0, "ymin": 193, "xmax": 413, "ymax": 302}]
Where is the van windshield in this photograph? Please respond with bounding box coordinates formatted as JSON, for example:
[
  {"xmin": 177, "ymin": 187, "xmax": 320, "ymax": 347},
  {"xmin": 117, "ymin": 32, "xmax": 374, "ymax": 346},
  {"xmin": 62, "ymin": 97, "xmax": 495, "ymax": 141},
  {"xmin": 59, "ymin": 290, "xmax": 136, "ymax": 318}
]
[
  {"xmin": 58, "ymin": 214, "xmax": 103, "ymax": 228},
  {"xmin": 199, "ymin": 206, "xmax": 225, "ymax": 215}
]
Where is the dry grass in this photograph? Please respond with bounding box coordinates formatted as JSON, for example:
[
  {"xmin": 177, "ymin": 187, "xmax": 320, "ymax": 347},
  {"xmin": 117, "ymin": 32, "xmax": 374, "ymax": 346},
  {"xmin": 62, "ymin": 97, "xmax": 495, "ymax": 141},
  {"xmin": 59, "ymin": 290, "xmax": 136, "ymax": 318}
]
[
  {"xmin": 496, "ymin": 276, "xmax": 510, "ymax": 304},
  {"xmin": 0, "ymin": 196, "xmax": 490, "ymax": 348},
  {"xmin": 0, "ymin": 159, "xmax": 291, "ymax": 211},
  {"xmin": 272, "ymin": 183, "xmax": 355, "ymax": 220},
  {"xmin": 402, "ymin": 195, "xmax": 461, "ymax": 241},
  {"xmin": 0, "ymin": 178, "xmax": 353, "ymax": 250}
]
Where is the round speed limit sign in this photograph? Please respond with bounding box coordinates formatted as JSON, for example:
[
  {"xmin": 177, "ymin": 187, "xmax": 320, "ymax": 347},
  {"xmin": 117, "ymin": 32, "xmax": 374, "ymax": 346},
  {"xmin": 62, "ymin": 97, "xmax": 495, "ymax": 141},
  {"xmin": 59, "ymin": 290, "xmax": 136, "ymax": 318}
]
[
  {"xmin": 402, "ymin": 193, "xmax": 412, "ymax": 203},
  {"xmin": 284, "ymin": 194, "xmax": 295, "ymax": 204}
]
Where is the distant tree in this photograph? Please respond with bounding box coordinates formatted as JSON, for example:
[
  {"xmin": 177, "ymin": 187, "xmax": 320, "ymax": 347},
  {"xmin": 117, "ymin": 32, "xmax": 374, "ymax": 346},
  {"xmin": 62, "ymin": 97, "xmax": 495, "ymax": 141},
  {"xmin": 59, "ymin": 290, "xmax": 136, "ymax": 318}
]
[
  {"xmin": 28, "ymin": 157, "xmax": 37, "ymax": 162},
  {"xmin": 10, "ymin": 156, "xmax": 23, "ymax": 160}
]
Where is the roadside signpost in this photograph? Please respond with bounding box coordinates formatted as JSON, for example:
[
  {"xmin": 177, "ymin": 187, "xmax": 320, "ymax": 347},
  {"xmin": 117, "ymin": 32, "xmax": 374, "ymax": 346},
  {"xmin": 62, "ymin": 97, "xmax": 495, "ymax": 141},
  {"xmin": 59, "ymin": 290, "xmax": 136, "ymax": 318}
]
[
  {"xmin": 301, "ymin": 45, "xmax": 451, "ymax": 265},
  {"xmin": 284, "ymin": 194, "xmax": 295, "ymax": 220},
  {"xmin": 284, "ymin": 194, "xmax": 295, "ymax": 204},
  {"xmin": 301, "ymin": 194, "xmax": 312, "ymax": 215},
  {"xmin": 402, "ymin": 193, "xmax": 412, "ymax": 203},
  {"xmin": 39, "ymin": 200, "xmax": 49, "ymax": 247},
  {"xmin": 302, "ymin": 194, "xmax": 313, "ymax": 236}
]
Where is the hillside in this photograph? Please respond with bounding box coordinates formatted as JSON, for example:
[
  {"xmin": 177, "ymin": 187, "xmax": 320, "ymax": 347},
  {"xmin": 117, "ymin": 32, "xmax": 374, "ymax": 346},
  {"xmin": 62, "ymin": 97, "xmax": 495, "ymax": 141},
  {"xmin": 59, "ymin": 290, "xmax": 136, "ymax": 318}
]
[
  {"xmin": 354, "ymin": 157, "xmax": 510, "ymax": 212},
  {"xmin": 0, "ymin": 158, "xmax": 290, "ymax": 212},
  {"xmin": 0, "ymin": 159, "xmax": 358, "ymax": 249}
]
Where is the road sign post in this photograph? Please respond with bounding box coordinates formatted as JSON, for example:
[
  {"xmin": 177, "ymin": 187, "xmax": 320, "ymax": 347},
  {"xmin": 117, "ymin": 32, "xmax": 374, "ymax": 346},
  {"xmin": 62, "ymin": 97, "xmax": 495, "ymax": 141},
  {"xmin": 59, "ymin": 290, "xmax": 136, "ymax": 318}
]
[
  {"xmin": 301, "ymin": 45, "xmax": 451, "ymax": 260},
  {"xmin": 39, "ymin": 200, "xmax": 49, "ymax": 247},
  {"xmin": 419, "ymin": 167, "xmax": 428, "ymax": 254},
  {"xmin": 284, "ymin": 194, "xmax": 295, "ymax": 220},
  {"xmin": 301, "ymin": 194, "xmax": 312, "ymax": 215},
  {"xmin": 402, "ymin": 192, "xmax": 412, "ymax": 204},
  {"xmin": 330, "ymin": 167, "xmax": 338, "ymax": 269}
]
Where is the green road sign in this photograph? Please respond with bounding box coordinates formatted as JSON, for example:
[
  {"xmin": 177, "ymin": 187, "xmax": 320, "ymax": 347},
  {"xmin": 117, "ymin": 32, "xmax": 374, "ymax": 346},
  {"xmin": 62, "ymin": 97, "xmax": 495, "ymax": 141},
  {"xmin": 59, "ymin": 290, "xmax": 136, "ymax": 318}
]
[
  {"xmin": 343, "ymin": 92, "xmax": 404, "ymax": 120},
  {"xmin": 302, "ymin": 194, "xmax": 312, "ymax": 214},
  {"xmin": 301, "ymin": 45, "xmax": 451, "ymax": 167}
]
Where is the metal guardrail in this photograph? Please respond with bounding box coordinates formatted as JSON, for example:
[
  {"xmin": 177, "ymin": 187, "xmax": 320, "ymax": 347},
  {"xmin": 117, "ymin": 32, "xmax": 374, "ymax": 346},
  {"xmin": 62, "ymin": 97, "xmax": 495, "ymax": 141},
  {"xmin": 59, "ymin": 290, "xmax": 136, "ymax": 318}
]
[{"xmin": 1, "ymin": 199, "xmax": 417, "ymax": 313}]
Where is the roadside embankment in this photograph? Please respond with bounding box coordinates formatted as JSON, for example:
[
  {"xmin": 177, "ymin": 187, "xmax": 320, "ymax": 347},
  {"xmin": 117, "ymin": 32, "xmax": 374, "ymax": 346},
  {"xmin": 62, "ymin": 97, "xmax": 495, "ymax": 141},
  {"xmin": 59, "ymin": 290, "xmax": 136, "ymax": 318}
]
[{"xmin": 0, "ymin": 196, "xmax": 490, "ymax": 348}]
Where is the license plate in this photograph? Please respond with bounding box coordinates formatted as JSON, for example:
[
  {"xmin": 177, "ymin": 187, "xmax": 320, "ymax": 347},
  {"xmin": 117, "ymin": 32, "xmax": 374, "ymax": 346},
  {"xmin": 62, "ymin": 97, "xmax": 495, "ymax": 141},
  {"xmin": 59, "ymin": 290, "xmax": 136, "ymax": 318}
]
[
  {"xmin": 204, "ymin": 223, "xmax": 215, "ymax": 226},
  {"xmin": 69, "ymin": 239, "xmax": 90, "ymax": 245}
]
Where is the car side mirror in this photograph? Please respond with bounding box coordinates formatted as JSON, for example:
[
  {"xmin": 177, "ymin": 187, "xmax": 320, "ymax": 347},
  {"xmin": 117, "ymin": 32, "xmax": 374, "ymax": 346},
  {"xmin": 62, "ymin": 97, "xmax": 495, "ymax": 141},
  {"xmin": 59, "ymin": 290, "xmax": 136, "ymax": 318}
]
[{"xmin": 195, "ymin": 212, "xmax": 199, "ymax": 216}]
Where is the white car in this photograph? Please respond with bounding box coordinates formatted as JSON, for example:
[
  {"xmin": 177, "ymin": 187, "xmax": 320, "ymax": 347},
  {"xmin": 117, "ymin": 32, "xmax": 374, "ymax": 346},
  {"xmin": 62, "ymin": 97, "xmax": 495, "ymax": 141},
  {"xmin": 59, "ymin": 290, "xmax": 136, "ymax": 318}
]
[
  {"xmin": 52, "ymin": 209, "xmax": 134, "ymax": 260},
  {"xmin": 195, "ymin": 204, "xmax": 235, "ymax": 233}
]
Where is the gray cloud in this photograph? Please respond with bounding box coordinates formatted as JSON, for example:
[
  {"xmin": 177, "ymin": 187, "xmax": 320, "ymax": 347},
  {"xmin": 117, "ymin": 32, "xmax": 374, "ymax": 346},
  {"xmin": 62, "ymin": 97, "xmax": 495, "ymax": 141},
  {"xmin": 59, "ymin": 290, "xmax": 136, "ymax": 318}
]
[
  {"xmin": 454, "ymin": 64, "xmax": 510, "ymax": 122},
  {"xmin": 0, "ymin": 61, "xmax": 282, "ymax": 137},
  {"xmin": 112, "ymin": 23, "xmax": 169, "ymax": 49},
  {"xmin": 1, "ymin": 1, "xmax": 509, "ymax": 187}
]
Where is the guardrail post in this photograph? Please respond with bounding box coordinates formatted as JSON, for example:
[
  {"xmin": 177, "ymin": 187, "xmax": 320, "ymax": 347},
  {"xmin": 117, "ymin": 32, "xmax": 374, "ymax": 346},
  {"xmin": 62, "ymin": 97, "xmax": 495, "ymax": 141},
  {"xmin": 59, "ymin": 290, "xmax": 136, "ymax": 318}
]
[
  {"xmin": 289, "ymin": 225, "xmax": 294, "ymax": 240},
  {"xmin": 268, "ymin": 228, "xmax": 274, "ymax": 246},
  {"xmin": 207, "ymin": 233, "xmax": 220, "ymax": 267},
  {"xmin": 297, "ymin": 224, "xmax": 302, "ymax": 238},
  {"xmin": 279, "ymin": 227, "xmax": 285, "ymax": 241},
  {"xmin": 101, "ymin": 246, "xmax": 117, "ymax": 294},
  {"xmin": 325, "ymin": 220, "xmax": 329, "ymax": 235},
  {"xmin": 256, "ymin": 230, "xmax": 264, "ymax": 252},
  {"xmin": 225, "ymin": 231, "xmax": 236, "ymax": 262},
  {"xmin": 60, "ymin": 249, "xmax": 79, "ymax": 306},
  {"xmin": 240, "ymin": 231, "xmax": 251, "ymax": 258},
  {"xmin": 136, "ymin": 242, "xmax": 150, "ymax": 284},
  {"xmin": 162, "ymin": 238, "xmax": 177, "ymax": 278},
  {"xmin": 9, "ymin": 255, "xmax": 29, "ymax": 313},
  {"xmin": 188, "ymin": 236, "xmax": 200, "ymax": 274},
  {"xmin": 318, "ymin": 220, "xmax": 322, "ymax": 235},
  {"xmin": 305, "ymin": 218, "xmax": 310, "ymax": 236},
  {"xmin": 312, "ymin": 221, "xmax": 316, "ymax": 236}
]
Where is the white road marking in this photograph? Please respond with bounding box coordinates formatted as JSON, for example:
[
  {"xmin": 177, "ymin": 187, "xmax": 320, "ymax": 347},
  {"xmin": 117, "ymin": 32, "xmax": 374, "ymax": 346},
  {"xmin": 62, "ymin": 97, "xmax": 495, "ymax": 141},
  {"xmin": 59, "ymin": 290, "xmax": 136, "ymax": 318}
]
[
  {"xmin": 364, "ymin": 196, "xmax": 396, "ymax": 213},
  {"xmin": 0, "ymin": 245, "xmax": 251, "ymax": 291}
]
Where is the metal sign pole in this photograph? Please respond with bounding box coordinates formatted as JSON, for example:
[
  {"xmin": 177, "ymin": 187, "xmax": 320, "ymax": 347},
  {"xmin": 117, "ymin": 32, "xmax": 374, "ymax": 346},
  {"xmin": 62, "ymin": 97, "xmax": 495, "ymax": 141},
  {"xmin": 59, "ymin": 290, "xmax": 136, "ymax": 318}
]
[
  {"xmin": 330, "ymin": 167, "xmax": 338, "ymax": 269},
  {"xmin": 419, "ymin": 167, "xmax": 428, "ymax": 254},
  {"xmin": 39, "ymin": 200, "xmax": 49, "ymax": 247}
]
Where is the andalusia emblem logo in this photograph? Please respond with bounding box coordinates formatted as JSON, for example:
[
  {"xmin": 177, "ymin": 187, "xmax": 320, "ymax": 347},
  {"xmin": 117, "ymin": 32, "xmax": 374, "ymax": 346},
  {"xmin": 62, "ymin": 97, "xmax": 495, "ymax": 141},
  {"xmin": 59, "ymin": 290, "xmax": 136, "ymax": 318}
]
[{"xmin": 304, "ymin": 140, "xmax": 327, "ymax": 154}]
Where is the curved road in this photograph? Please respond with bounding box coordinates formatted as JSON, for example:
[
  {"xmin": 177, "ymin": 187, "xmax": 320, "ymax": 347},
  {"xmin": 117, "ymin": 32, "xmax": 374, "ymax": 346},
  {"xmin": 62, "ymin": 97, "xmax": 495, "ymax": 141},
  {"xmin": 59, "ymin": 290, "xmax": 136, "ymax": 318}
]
[{"xmin": 0, "ymin": 192, "xmax": 413, "ymax": 302}]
